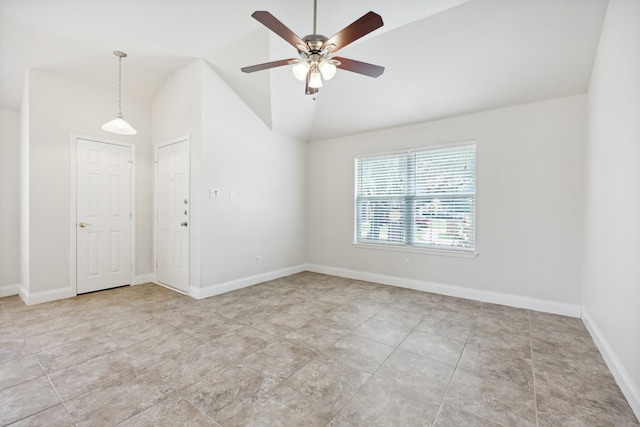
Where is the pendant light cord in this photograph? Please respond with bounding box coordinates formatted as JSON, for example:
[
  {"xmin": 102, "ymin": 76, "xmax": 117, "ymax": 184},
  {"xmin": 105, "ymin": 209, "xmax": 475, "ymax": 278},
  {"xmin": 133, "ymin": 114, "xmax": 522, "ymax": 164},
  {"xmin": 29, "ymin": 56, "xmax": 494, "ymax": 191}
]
[{"xmin": 118, "ymin": 54, "xmax": 123, "ymax": 116}]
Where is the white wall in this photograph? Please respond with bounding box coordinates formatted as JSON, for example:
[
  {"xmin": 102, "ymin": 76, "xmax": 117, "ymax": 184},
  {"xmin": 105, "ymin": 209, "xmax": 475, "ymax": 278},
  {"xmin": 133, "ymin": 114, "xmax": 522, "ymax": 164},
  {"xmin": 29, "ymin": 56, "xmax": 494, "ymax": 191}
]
[
  {"xmin": 582, "ymin": 0, "xmax": 640, "ymax": 417},
  {"xmin": 200, "ymin": 61, "xmax": 307, "ymax": 287},
  {"xmin": 0, "ymin": 109, "xmax": 20, "ymax": 293},
  {"xmin": 152, "ymin": 60, "xmax": 307, "ymax": 295},
  {"xmin": 308, "ymin": 95, "xmax": 586, "ymax": 308},
  {"xmin": 23, "ymin": 69, "xmax": 153, "ymax": 300}
]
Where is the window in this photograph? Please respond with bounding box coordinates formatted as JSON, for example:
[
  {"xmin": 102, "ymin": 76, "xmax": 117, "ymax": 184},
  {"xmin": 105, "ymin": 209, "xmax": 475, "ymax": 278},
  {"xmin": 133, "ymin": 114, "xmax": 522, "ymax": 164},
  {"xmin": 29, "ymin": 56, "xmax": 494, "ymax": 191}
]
[{"xmin": 355, "ymin": 142, "xmax": 476, "ymax": 253}]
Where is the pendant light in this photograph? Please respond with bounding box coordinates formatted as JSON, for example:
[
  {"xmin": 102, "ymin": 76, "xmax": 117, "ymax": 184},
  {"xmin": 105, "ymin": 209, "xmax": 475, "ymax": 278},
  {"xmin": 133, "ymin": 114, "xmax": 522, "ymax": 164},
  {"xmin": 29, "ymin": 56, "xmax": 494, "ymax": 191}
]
[{"xmin": 102, "ymin": 51, "xmax": 137, "ymax": 135}]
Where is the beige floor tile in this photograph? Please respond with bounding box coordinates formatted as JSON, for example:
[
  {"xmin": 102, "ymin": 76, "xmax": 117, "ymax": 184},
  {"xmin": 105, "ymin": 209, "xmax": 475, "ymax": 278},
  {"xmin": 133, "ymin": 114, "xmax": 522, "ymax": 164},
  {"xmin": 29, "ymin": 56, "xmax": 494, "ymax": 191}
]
[
  {"xmin": 536, "ymin": 393, "xmax": 640, "ymax": 427},
  {"xmin": 105, "ymin": 318, "xmax": 179, "ymax": 348},
  {"xmin": 25, "ymin": 321, "xmax": 102, "ymax": 353},
  {"xmin": 224, "ymin": 385, "xmax": 332, "ymax": 427},
  {"xmin": 415, "ymin": 315, "xmax": 473, "ymax": 341},
  {"xmin": 284, "ymin": 319, "xmax": 347, "ymax": 351},
  {"xmin": 64, "ymin": 370, "xmax": 174, "ymax": 426},
  {"xmin": 0, "ymin": 376, "xmax": 61, "ymax": 426},
  {"xmin": 0, "ymin": 330, "xmax": 32, "ymax": 364},
  {"xmin": 317, "ymin": 309, "xmax": 369, "ymax": 332},
  {"xmin": 7, "ymin": 403, "xmax": 74, "ymax": 427},
  {"xmin": 119, "ymin": 396, "xmax": 220, "ymax": 426},
  {"xmin": 433, "ymin": 404, "xmax": 503, "ymax": 426},
  {"xmin": 458, "ymin": 342, "xmax": 533, "ymax": 389},
  {"xmin": 0, "ymin": 353, "xmax": 44, "ymax": 390},
  {"xmin": 399, "ymin": 329, "xmax": 465, "ymax": 365},
  {"xmin": 322, "ymin": 334, "xmax": 394, "ymax": 373},
  {"xmin": 185, "ymin": 319, "xmax": 244, "ymax": 343},
  {"xmin": 351, "ymin": 317, "xmax": 411, "ymax": 347},
  {"xmin": 284, "ymin": 358, "xmax": 370, "ymax": 416},
  {"xmin": 48, "ymin": 348, "xmax": 145, "ymax": 401},
  {"xmin": 239, "ymin": 339, "xmax": 318, "ymax": 381},
  {"xmin": 35, "ymin": 333, "xmax": 120, "ymax": 373},
  {"xmin": 373, "ymin": 306, "xmax": 423, "ymax": 328},
  {"xmin": 338, "ymin": 375, "xmax": 441, "ymax": 426},
  {"xmin": 443, "ymin": 368, "xmax": 537, "ymax": 426},
  {"xmin": 123, "ymin": 329, "xmax": 200, "ymax": 366},
  {"xmin": 340, "ymin": 297, "xmax": 389, "ymax": 317},
  {"xmin": 534, "ymin": 361, "xmax": 636, "ymax": 418},
  {"xmin": 147, "ymin": 336, "xmax": 256, "ymax": 391},
  {"xmin": 375, "ymin": 349, "xmax": 455, "ymax": 402},
  {"xmin": 184, "ymin": 365, "xmax": 280, "ymax": 424}
]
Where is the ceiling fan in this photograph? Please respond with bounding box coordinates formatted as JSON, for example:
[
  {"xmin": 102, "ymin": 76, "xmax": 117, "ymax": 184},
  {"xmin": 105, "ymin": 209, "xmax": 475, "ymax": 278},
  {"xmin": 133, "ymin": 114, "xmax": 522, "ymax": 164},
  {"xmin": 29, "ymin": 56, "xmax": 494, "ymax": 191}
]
[{"xmin": 241, "ymin": 0, "xmax": 385, "ymax": 95}]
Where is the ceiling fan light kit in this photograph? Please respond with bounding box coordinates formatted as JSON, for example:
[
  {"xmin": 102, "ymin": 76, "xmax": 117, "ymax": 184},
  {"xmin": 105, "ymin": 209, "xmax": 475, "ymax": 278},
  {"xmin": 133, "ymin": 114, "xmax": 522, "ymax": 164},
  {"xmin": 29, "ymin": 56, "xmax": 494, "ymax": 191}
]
[
  {"xmin": 241, "ymin": 0, "xmax": 385, "ymax": 95},
  {"xmin": 102, "ymin": 50, "xmax": 137, "ymax": 135}
]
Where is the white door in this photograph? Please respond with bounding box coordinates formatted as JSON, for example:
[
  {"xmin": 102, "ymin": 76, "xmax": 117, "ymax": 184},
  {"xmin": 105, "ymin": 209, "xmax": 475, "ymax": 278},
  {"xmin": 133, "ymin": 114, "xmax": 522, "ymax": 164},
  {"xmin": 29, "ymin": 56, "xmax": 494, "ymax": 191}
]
[
  {"xmin": 155, "ymin": 139, "xmax": 190, "ymax": 292},
  {"xmin": 76, "ymin": 139, "xmax": 133, "ymax": 294}
]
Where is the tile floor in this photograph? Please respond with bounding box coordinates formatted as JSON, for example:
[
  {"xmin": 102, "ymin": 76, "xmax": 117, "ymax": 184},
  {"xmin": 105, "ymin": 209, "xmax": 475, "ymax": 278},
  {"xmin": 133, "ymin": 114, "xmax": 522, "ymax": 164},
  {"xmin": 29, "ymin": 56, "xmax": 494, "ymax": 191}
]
[{"xmin": 1, "ymin": 272, "xmax": 638, "ymax": 426}]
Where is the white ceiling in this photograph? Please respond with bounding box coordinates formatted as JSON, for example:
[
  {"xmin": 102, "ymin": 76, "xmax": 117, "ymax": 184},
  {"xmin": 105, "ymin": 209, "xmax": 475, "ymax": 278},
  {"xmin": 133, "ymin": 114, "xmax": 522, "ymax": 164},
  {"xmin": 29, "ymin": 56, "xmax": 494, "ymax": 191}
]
[{"xmin": 0, "ymin": 0, "xmax": 608, "ymax": 141}]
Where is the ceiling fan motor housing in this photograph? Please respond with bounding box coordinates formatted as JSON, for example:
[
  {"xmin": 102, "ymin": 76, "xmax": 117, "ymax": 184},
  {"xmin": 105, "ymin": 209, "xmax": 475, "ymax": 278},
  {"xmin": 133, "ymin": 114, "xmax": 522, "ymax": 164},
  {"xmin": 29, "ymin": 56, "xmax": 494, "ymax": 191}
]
[{"xmin": 301, "ymin": 34, "xmax": 328, "ymax": 54}]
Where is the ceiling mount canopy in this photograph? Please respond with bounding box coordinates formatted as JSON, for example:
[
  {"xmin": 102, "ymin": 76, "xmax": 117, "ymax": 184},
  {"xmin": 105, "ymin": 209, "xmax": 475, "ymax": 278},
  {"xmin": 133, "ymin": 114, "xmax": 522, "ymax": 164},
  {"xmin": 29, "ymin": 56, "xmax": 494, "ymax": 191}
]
[
  {"xmin": 241, "ymin": 0, "xmax": 385, "ymax": 96},
  {"xmin": 102, "ymin": 50, "xmax": 137, "ymax": 135}
]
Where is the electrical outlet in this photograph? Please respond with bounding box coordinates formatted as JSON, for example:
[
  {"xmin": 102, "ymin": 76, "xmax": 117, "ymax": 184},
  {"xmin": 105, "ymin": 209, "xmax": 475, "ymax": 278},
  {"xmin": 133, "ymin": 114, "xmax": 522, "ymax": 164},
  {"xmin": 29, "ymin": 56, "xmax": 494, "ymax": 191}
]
[
  {"xmin": 404, "ymin": 259, "xmax": 410, "ymax": 268},
  {"xmin": 256, "ymin": 256, "xmax": 262, "ymax": 264},
  {"xmin": 210, "ymin": 188, "xmax": 218, "ymax": 198}
]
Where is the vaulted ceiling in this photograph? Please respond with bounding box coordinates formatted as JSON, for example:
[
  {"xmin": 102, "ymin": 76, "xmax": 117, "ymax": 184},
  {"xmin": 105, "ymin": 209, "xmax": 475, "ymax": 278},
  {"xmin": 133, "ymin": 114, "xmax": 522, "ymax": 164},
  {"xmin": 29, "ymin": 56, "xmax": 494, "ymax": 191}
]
[{"xmin": 0, "ymin": 0, "xmax": 608, "ymax": 141}]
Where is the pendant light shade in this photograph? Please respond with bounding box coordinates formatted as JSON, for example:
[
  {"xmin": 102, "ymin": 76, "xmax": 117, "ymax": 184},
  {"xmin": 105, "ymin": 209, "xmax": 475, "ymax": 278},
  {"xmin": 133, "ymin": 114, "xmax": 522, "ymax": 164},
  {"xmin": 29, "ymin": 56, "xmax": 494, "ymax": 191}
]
[
  {"xmin": 102, "ymin": 51, "xmax": 137, "ymax": 135},
  {"xmin": 102, "ymin": 114, "xmax": 137, "ymax": 135}
]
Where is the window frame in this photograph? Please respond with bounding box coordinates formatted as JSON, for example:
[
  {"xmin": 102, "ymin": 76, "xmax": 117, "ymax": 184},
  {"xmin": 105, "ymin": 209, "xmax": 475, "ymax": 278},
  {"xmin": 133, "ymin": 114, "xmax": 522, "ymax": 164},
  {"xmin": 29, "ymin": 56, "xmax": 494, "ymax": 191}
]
[{"xmin": 353, "ymin": 140, "xmax": 478, "ymax": 258}]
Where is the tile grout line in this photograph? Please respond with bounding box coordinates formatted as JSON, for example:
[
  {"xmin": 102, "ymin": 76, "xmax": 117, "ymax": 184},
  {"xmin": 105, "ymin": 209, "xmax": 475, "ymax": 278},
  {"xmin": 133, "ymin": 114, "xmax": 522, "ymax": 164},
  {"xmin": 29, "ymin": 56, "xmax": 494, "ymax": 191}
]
[
  {"xmin": 430, "ymin": 307, "xmax": 481, "ymax": 426},
  {"xmin": 529, "ymin": 310, "xmax": 540, "ymax": 427},
  {"xmin": 317, "ymin": 297, "xmax": 394, "ymax": 426}
]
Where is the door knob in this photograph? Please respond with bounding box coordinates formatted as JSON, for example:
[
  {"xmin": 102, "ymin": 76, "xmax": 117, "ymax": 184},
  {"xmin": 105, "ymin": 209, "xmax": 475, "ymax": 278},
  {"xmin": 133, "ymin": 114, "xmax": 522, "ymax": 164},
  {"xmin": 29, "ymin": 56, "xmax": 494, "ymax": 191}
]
[
  {"xmin": 180, "ymin": 221, "xmax": 188, "ymax": 227},
  {"xmin": 79, "ymin": 222, "xmax": 92, "ymax": 228}
]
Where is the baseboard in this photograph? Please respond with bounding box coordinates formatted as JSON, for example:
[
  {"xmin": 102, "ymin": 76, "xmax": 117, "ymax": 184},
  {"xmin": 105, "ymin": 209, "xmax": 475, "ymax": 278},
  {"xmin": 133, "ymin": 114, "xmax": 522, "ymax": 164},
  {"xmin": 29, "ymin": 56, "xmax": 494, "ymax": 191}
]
[
  {"xmin": 306, "ymin": 264, "xmax": 582, "ymax": 318},
  {"xmin": 134, "ymin": 273, "xmax": 154, "ymax": 285},
  {"xmin": 0, "ymin": 283, "xmax": 19, "ymax": 297},
  {"xmin": 582, "ymin": 308, "xmax": 640, "ymax": 421},
  {"xmin": 18, "ymin": 285, "xmax": 75, "ymax": 306},
  {"xmin": 190, "ymin": 264, "xmax": 307, "ymax": 300}
]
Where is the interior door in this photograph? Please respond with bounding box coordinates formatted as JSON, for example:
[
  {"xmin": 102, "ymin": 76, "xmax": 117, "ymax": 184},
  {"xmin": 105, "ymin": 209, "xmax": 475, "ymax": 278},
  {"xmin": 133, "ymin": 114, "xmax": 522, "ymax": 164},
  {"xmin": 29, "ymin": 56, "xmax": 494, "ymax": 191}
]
[
  {"xmin": 76, "ymin": 139, "xmax": 133, "ymax": 294},
  {"xmin": 155, "ymin": 139, "xmax": 190, "ymax": 292}
]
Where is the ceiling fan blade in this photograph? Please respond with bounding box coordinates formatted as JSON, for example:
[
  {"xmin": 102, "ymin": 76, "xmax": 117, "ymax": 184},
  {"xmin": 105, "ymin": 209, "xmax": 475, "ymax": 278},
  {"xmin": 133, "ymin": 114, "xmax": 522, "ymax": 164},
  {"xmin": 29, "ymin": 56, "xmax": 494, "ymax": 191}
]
[
  {"xmin": 251, "ymin": 11, "xmax": 306, "ymax": 50},
  {"xmin": 323, "ymin": 11, "xmax": 383, "ymax": 53},
  {"xmin": 241, "ymin": 59, "xmax": 296, "ymax": 73},
  {"xmin": 333, "ymin": 57, "xmax": 385, "ymax": 78}
]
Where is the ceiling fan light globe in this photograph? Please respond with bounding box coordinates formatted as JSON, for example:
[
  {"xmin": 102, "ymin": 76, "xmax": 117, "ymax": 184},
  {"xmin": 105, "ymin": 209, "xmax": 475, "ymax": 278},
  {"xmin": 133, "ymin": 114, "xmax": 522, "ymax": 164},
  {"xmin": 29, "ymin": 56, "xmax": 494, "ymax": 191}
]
[
  {"xmin": 309, "ymin": 71, "xmax": 323, "ymax": 88},
  {"xmin": 292, "ymin": 61, "xmax": 310, "ymax": 81},
  {"xmin": 319, "ymin": 61, "xmax": 337, "ymax": 80}
]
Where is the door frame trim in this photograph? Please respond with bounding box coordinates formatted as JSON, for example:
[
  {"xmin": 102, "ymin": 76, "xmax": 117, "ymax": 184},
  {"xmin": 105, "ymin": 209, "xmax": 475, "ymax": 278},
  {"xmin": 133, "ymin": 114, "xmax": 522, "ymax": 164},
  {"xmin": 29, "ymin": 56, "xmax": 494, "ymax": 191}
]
[
  {"xmin": 153, "ymin": 135, "xmax": 191, "ymax": 293},
  {"xmin": 70, "ymin": 134, "xmax": 136, "ymax": 295}
]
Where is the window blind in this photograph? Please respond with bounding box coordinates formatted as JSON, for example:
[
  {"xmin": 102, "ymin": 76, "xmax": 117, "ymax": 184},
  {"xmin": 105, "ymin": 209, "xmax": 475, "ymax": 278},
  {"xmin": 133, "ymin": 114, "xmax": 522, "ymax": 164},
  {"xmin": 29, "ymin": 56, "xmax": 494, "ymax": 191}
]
[{"xmin": 355, "ymin": 143, "xmax": 476, "ymax": 251}]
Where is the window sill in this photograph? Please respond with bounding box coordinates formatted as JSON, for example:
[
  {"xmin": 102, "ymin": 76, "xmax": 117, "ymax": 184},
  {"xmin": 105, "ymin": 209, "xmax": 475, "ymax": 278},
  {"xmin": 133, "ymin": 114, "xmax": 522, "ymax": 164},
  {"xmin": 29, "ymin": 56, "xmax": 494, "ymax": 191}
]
[{"xmin": 352, "ymin": 242, "xmax": 478, "ymax": 258}]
